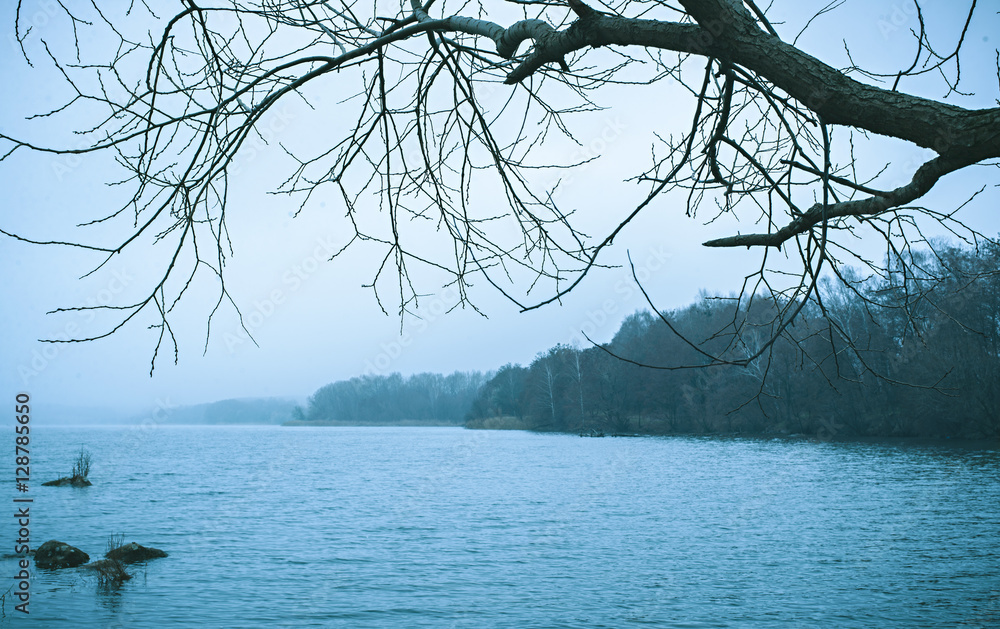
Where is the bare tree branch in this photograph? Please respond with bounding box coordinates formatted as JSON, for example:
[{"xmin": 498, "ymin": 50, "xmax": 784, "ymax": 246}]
[{"xmin": 1, "ymin": 0, "xmax": 997, "ymax": 376}]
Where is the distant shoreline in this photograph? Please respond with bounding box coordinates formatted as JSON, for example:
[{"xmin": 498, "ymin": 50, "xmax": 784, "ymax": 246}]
[
  {"xmin": 282, "ymin": 419, "xmax": 464, "ymax": 427},
  {"xmin": 465, "ymin": 416, "xmax": 1000, "ymax": 448}
]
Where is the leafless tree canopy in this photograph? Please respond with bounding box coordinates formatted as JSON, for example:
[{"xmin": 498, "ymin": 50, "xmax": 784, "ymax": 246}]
[{"xmin": 2, "ymin": 0, "xmax": 998, "ymax": 372}]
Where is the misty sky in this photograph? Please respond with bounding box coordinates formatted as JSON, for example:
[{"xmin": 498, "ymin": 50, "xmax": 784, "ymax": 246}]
[{"xmin": 2, "ymin": 1, "xmax": 998, "ymax": 416}]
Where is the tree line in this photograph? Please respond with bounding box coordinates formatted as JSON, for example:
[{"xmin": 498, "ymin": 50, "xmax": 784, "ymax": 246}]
[
  {"xmin": 467, "ymin": 241, "xmax": 1000, "ymax": 440},
  {"xmin": 294, "ymin": 372, "xmax": 489, "ymax": 426},
  {"xmin": 290, "ymin": 241, "xmax": 997, "ymax": 438}
]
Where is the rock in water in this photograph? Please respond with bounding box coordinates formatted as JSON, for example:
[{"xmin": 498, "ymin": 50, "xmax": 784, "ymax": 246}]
[
  {"xmin": 41, "ymin": 476, "xmax": 92, "ymax": 487},
  {"xmin": 34, "ymin": 540, "xmax": 90, "ymax": 569},
  {"xmin": 106, "ymin": 542, "xmax": 168, "ymax": 563}
]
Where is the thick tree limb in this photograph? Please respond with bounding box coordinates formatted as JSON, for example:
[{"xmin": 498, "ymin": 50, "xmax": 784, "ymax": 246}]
[
  {"xmin": 4, "ymin": 1, "xmax": 997, "ymax": 375},
  {"xmin": 502, "ymin": 3, "xmax": 999, "ymax": 162},
  {"xmin": 492, "ymin": 0, "xmax": 998, "ymax": 253},
  {"xmin": 702, "ymin": 154, "xmax": 970, "ymax": 248}
]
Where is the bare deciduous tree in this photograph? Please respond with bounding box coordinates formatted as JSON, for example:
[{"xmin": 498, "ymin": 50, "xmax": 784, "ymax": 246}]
[{"xmin": 2, "ymin": 1, "xmax": 998, "ymax": 372}]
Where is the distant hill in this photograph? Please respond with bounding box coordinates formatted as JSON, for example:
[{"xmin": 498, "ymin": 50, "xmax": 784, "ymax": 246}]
[
  {"xmin": 152, "ymin": 398, "xmax": 300, "ymax": 425},
  {"xmin": 32, "ymin": 397, "xmax": 304, "ymax": 426},
  {"xmin": 283, "ymin": 418, "xmax": 464, "ymax": 427}
]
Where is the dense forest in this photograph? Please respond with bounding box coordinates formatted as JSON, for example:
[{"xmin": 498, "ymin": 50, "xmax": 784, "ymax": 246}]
[
  {"xmin": 292, "ymin": 372, "xmax": 488, "ymax": 426},
  {"xmin": 288, "ymin": 242, "xmax": 998, "ymax": 439},
  {"xmin": 466, "ymin": 242, "xmax": 1000, "ymax": 440}
]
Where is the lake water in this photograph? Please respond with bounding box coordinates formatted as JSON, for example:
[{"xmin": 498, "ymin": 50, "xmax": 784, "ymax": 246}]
[{"xmin": 3, "ymin": 426, "xmax": 998, "ymax": 628}]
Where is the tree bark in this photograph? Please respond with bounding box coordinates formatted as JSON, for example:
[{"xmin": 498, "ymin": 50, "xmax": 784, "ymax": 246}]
[{"xmin": 504, "ymin": 3, "xmax": 1000, "ymax": 166}]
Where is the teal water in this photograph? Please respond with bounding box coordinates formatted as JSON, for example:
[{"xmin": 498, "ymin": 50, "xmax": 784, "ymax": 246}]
[{"xmin": 3, "ymin": 426, "xmax": 998, "ymax": 627}]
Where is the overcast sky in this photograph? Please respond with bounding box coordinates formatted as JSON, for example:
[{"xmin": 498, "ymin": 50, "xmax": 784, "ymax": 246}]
[{"xmin": 2, "ymin": 1, "xmax": 998, "ymax": 417}]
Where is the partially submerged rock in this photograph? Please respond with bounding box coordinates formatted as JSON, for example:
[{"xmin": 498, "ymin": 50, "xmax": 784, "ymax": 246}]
[
  {"xmin": 106, "ymin": 542, "xmax": 167, "ymax": 564},
  {"xmin": 41, "ymin": 476, "xmax": 92, "ymax": 487},
  {"xmin": 34, "ymin": 540, "xmax": 89, "ymax": 569}
]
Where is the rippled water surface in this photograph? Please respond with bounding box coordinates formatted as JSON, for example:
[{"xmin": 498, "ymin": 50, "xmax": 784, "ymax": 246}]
[{"xmin": 4, "ymin": 426, "xmax": 999, "ymax": 627}]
